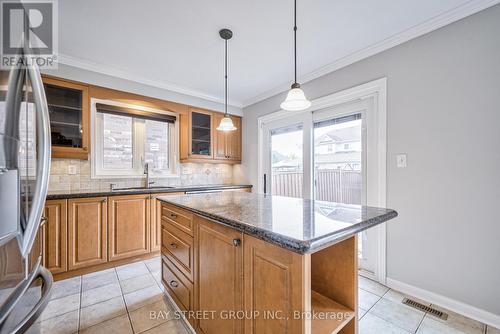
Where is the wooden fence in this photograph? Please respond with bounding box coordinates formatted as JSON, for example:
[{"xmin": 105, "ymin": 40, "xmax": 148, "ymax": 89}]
[{"xmin": 271, "ymin": 169, "xmax": 362, "ymax": 204}]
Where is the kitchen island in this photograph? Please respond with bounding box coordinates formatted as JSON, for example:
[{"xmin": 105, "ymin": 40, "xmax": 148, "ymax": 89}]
[{"xmin": 157, "ymin": 192, "xmax": 397, "ymax": 334}]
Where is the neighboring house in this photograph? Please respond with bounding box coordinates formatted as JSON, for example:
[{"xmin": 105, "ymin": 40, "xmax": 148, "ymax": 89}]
[{"xmin": 314, "ymin": 125, "xmax": 361, "ymax": 170}]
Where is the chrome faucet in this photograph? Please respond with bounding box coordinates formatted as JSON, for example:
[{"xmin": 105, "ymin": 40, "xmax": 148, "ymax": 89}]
[{"xmin": 144, "ymin": 162, "xmax": 155, "ymax": 188}]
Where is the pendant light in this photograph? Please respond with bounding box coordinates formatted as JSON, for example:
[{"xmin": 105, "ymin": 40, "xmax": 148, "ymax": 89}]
[
  {"xmin": 280, "ymin": 0, "xmax": 311, "ymax": 111},
  {"xmin": 217, "ymin": 28, "xmax": 237, "ymax": 131}
]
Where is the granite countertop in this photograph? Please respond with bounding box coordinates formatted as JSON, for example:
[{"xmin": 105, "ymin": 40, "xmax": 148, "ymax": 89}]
[
  {"xmin": 158, "ymin": 192, "xmax": 398, "ymax": 254},
  {"xmin": 46, "ymin": 184, "xmax": 252, "ymax": 200}
]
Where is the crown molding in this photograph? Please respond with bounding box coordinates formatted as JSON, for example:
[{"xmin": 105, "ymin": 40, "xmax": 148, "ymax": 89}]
[
  {"xmin": 56, "ymin": 54, "xmax": 244, "ymax": 108},
  {"xmin": 242, "ymin": 0, "xmax": 500, "ymax": 108}
]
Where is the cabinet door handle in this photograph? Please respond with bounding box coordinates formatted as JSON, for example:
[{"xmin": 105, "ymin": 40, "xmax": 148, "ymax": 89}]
[
  {"xmin": 232, "ymin": 238, "xmax": 241, "ymax": 247},
  {"xmin": 169, "ymin": 280, "xmax": 179, "ymax": 288},
  {"xmin": 169, "ymin": 213, "xmax": 177, "ymax": 219},
  {"xmin": 102, "ymin": 198, "xmax": 107, "ymax": 203},
  {"xmin": 169, "ymin": 243, "xmax": 178, "ymax": 249}
]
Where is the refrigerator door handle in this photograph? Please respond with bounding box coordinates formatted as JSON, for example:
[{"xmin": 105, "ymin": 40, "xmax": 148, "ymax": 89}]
[
  {"xmin": 20, "ymin": 64, "xmax": 51, "ymax": 257},
  {"xmin": 0, "ymin": 262, "xmax": 53, "ymax": 333},
  {"xmin": 0, "ymin": 258, "xmax": 52, "ymax": 326}
]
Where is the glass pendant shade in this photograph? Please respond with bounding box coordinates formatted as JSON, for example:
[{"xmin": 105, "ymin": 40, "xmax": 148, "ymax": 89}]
[
  {"xmin": 217, "ymin": 116, "xmax": 237, "ymax": 131},
  {"xmin": 280, "ymin": 86, "xmax": 311, "ymax": 111}
]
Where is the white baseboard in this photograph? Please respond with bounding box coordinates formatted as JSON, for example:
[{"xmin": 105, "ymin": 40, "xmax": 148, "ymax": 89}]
[{"xmin": 386, "ymin": 277, "xmax": 500, "ymax": 329}]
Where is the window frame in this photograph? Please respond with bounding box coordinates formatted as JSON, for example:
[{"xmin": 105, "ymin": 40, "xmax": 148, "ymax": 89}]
[{"xmin": 91, "ymin": 98, "xmax": 179, "ymax": 179}]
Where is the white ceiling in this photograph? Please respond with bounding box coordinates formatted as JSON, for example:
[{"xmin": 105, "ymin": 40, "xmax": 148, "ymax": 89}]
[{"xmin": 58, "ymin": 0, "xmax": 495, "ymax": 107}]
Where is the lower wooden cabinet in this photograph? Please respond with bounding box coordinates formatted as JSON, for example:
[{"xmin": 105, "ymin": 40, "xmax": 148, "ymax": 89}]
[
  {"xmin": 108, "ymin": 195, "xmax": 150, "ymax": 261},
  {"xmin": 243, "ymin": 235, "xmax": 307, "ymax": 334},
  {"xmin": 196, "ymin": 216, "xmax": 244, "ymax": 334},
  {"xmin": 42, "ymin": 199, "xmax": 68, "ymax": 274},
  {"xmin": 68, "ymin": 197, "xmax": 108, "ymax": 270},
  {"xmin": 151, "ymin": 192, "xmax": 184, "ymax": 252}
]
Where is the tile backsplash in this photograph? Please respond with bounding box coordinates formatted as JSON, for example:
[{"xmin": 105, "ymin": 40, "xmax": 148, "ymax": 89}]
[{"xmin": 48, "ymin": 159, "xmax": 234, "ymax": 192}]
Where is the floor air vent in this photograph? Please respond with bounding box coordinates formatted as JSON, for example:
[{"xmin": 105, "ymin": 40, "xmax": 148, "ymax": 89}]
[{"xmin": 402, "ymin": 297, "xmax": 448, "ymax": 320}]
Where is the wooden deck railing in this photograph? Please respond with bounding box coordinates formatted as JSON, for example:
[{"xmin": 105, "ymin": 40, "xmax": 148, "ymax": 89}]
[{"xmin": 271, "ymin": 169, "xmax": 362, "ymax": 204}]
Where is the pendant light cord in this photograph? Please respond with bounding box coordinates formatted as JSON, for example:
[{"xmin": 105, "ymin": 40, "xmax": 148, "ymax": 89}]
[
  {"xmin": 294, "ymin": 0, "xmax": 297, "ymax": 84},
  {"xmin": 224, "ymin": 39, "xmax": 228, "ymax": 116}
]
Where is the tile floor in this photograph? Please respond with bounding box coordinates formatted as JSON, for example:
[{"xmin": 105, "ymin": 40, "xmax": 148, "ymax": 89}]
[{"xmin": 27, "ymin": 257, "xmax": 499, "ymax": 334}]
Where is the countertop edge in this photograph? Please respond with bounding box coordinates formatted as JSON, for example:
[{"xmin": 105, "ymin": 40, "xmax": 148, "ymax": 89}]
[
  {"xmin": 158, "ymin": 196, "xmax": 398, "ymax": 254},
  {"xmin": 46, "ymin": 184, "xmax": 253, "ymax": 200}
]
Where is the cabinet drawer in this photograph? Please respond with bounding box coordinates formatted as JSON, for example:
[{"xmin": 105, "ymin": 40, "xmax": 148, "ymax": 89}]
[
  {"xmin": 161, "ymin": 204, "xmax": 193, "ymax": 236},
  {"xmin": 161, "ymin": 224, "xmax": 194, "ymax": 282},
  {"xmin": 162, "ymin": 256, "xmax": 193, "ymax": 312}
]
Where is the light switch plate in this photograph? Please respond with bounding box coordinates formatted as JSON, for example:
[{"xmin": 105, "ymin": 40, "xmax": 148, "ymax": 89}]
[
  {"xmin": 68, "ymin": 165, "xmax": 77, "ymax": 175},
  {"xmin": 396, "ymin": 154, "xmax": 407, "ymax": 168}
]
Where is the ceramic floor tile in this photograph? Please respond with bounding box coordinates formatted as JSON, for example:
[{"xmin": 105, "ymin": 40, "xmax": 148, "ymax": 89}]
[
  {"xmin": 79, "ymin": 296, "xmax": 127, "ymax": 330},
  {"xmin": 123, "ymin": 285, "xmax": 163, "ymax": 312},
  {"xmin": 38, "ymin": 292, "xmax": 80, "ymax": 322},
  {"xmin": 120, "ymin": 273, "xmax": 157, "ymax": 295},
  {"xmin": 144, "ymin": 258, "xmax": 161, "ymax": 273},
  {"xmin": 142, "ymin": 320, "xmax": 190, "ymax": 334},
  {"xmin": 129, "ymin": 298, "xmax": 173, "ymax": 333},
  {"xmin": 50, "ymin": 276, "xmax": 81, "ymax": 300},
  {"xmin": 79, "ymin": 314, "xmax": 133, "ymax": 334},
  {"xmin": 116, "ymin": 261, "xmax": 150, "ymax": 281},
  {"xmin": 82, "ymin": 269, "xmax": 118, "ymax": 291},
  {"xmin": 370, "ymin": 297, "xmax": 425, "ymax": 333},
  {"xmin": 27, "ymin": 310, "xmax": 79, "ymax": 334},
  {"xmin": 359, "ymin": 313, "xmax": 411, "ymax": 334},
  {"xmin": 417, "ymin": 315, "xmax": 479, "ymax": 334},
  {"xmin": 81, "ymin": 282, "xmax": 122, "ymax": 308},
  {"xmin": 487, "ymin": 326, "xmax": 500, "ymax": 334},
  {"xmin": 359, "ymin": 276, "xmax": 390, "ymax": 297},
  {"xmin": 358, "ymin": 288, "xmax": 381, "ymax": 310},
  {"xmin": 427, "ymin": 306, "xmax": 485, "ymax": 334},
  {"xmin": 383, "ymin": 289, "xmax": 431, "ymax": 306},
  {"xmin": 359, "ymin": 307, "xmax": 368, "ymax": 319}
]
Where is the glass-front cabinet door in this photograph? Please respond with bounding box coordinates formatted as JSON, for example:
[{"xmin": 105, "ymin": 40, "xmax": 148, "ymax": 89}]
[
  {"xmin": 42, "ymin": 76, "xmax": 89, "ymax": 159},
  {"xmin": 189, "ymin": 108, "xmax": 213, "ymax": 159}
]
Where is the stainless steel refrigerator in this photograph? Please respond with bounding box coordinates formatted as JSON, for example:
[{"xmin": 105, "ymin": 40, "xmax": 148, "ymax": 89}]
[{"xmin": 0, "ymin": 62, "xmax": 53, "ymax": 333}]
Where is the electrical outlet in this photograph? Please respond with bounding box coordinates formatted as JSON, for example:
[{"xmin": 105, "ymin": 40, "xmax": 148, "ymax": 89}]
[
  {"xmin": 68, "ymin": 165, "xmax": 77, "ymax": 175},
  {"xmin": 182, "ymin": 167, "xmax": 191, "ymax": 175},
  {"xmin": 396, "ymin": 154, "xmax": 407, "ymax": 168}
]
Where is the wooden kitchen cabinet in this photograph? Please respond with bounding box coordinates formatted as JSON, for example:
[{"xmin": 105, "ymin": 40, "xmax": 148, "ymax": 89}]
[
  {"xmin": 188, "ymin": 108, "xmax": 214, "ymax": 160},
  {"xmin": 150, "ymin": 193, "xmax": 184, "ymax": 252},
  {"xmin": 180, "ymin": 107, "xmax": 242, "ymax": 164},
  {"xmin": 42, "ymin": 200, "xmax": 68, "ymax": 274},
  {"xmin": 42, "ymin": 76, "xmax": 90, "ymax": 160},
  {"xmin": 195, "ymin": 215, "xmax": 244, "ymax": 334},
  {"xmin": 108, "ymin": 195, "xmax": 150, "ymax": 261},
  {"xmin": 214, "ymin": 114, "xmax": 242, "ymax": 161},
  {"xmin": 68, "ymin": 197, "xmax": 108, "ymax": 270},
  {"xmin": 243, "ymin": 235, "xmax": 307, "ymax": 334}
]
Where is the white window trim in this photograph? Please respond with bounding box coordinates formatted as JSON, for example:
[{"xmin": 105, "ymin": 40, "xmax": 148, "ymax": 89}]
[
  {"xmin": 257, "ymin": 77, "xmax": 387, "ymax": 284},
  {"xmin": 90, "ymin": 98, "xmax": 180, "ymax": 179}
]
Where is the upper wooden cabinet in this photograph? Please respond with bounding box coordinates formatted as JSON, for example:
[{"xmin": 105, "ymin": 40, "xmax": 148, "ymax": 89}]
[
  {"xmin": 214, "ymin": 114, "xmax": 242, "ymax": 161},
  {"xmin": 42, "ymin": 76, "xmax": 90, "ymax": 159},
  {"xmin": 181, "ymin": 107, "xmax": 242, "ymax": 164}
]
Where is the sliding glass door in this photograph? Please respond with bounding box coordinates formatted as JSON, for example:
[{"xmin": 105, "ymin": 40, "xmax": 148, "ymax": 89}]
[
  {"xmin": 261, "ymin": 113, "xmax": 312, "ymax": 198},
  {"xmin": 312, "ymin": 100, "xmax": 377, "ymax": 275}
]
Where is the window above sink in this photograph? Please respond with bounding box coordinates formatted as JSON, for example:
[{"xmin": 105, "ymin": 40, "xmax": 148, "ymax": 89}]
[{"xmin": 91, "ymin": 99, "xmax": 180, "ymax": 179}]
